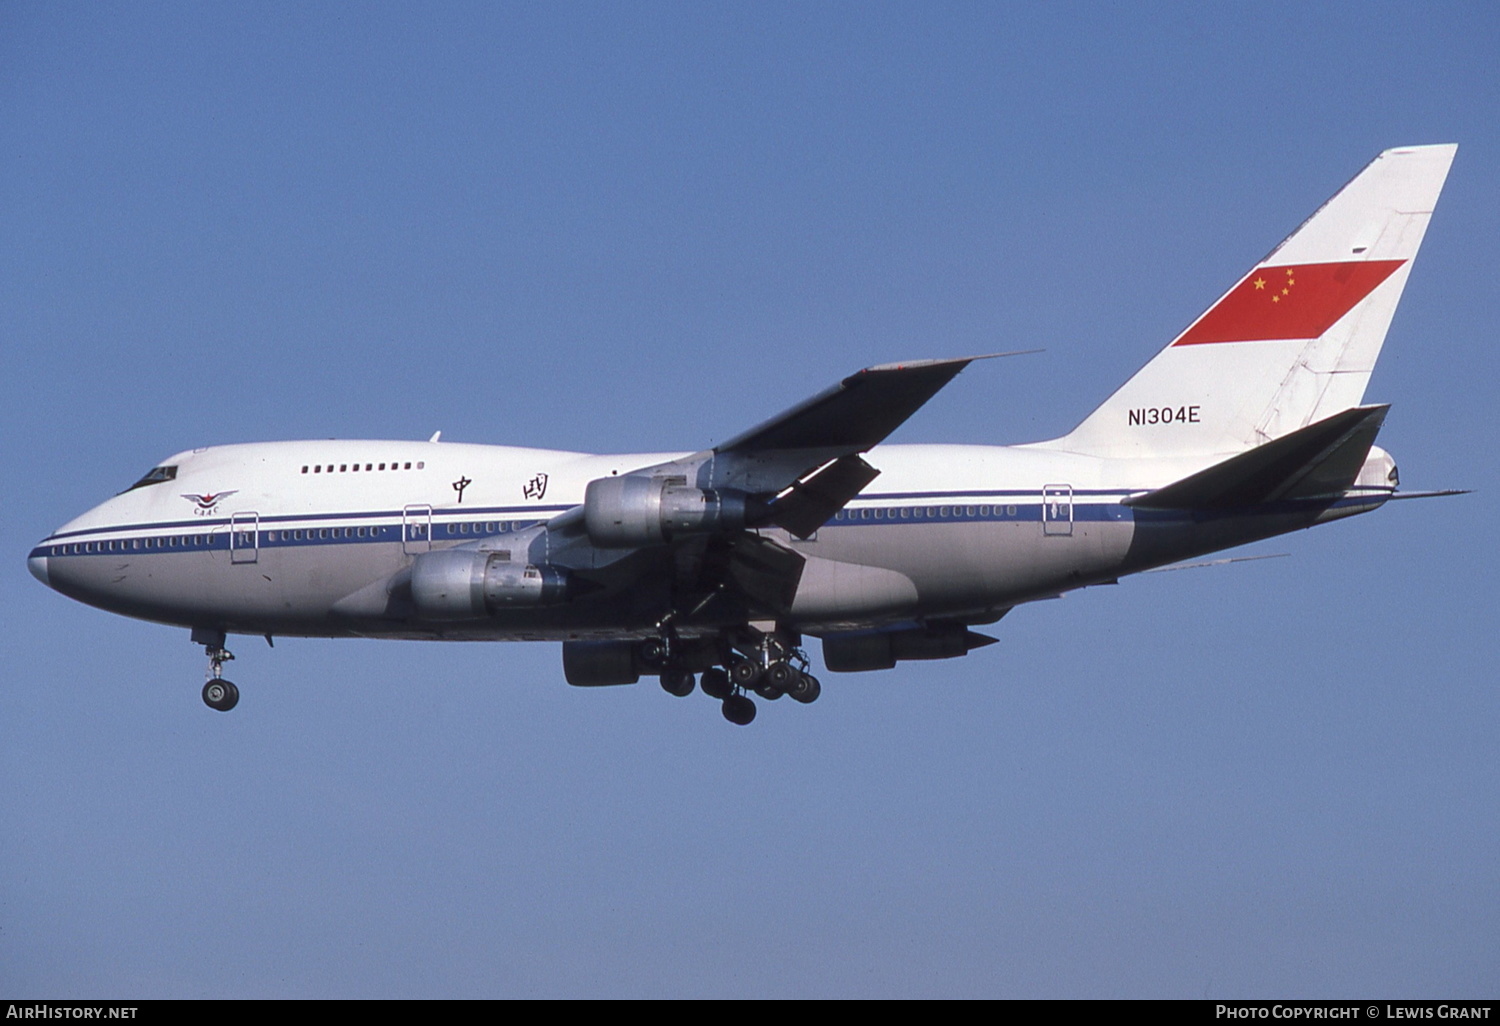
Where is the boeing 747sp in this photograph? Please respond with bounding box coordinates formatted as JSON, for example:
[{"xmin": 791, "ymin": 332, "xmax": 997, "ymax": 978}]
[{"xmin": 28, "ymin": 145, "xmax": 1459, "ymax": 725}]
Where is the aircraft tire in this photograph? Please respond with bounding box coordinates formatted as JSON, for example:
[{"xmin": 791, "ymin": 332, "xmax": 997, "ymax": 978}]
[
  {"xmin": 789, "ymin": 673, "xmax": 821, "ymax": 705},
  {"xmin": 699, "ymin": 667, "xmax": 732, "ymax": 700},
  {"xmin": 660, "ymin": 671, "xmax": 695, "ymax": 697},
  {"xmin": 729, "ymin": 659, "xmax": 762, "ymax": 688},
  {"xmin": 754, "ymin": 680, "xmax": 784, "ymax": 700},
  {"xmin": 721, "ymin": 694, "xmax": 756, "ymax": 726},
  {"xmin": 202, "ymin": 679, "xmax": 239, "ymax": 712}
]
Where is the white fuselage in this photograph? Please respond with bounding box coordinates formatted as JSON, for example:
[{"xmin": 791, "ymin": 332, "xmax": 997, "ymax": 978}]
[{"xmin": 28, "ymin": 437, "xmax": 1389, "ymax": 643}]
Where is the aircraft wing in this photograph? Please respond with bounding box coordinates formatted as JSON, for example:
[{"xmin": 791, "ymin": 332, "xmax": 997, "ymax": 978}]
[
  {"xmin": 552, "ymin": 354, "xmax": 990, "ymax": 540},
  {"xmin": 716, "ymin": 356, "xmax": 979, "ymax": 457},
  {"xmin": 542, "ymin": 355, "xmax": 988, "ymax": 619},
  {"xmin": 706, "ymin": 356, "xmax": 988, "ymax": 533}
]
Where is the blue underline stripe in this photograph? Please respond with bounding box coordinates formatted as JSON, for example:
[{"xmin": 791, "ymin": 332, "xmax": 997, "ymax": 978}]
[{"xmin": 34, "ymin": 491, "xmax": 1390, "ymax": 555}]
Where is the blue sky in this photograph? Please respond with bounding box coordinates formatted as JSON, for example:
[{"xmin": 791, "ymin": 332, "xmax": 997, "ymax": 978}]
[{"xmin": 3, "ymin": 2, "xmax": 1497, "ymax": 997}]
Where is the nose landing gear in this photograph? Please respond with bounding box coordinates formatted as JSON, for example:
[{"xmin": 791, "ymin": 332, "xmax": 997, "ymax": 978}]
[{"xmin": 193, "ymin": 627, "xmax": 239, "ymax": 712}]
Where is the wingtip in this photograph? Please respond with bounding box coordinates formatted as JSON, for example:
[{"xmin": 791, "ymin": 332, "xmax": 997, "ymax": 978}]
[{"xmin": 863, "ymin": 349, "xmax": 1042, "ymax": 373}]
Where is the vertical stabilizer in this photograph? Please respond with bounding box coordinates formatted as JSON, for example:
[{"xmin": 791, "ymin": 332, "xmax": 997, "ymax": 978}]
[{"xmin": 1039, "ymin": 144, "xmax": 1455, "ymax": 459}]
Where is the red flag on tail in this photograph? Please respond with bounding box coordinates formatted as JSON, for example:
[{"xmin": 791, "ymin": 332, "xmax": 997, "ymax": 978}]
[{"xmin": 1174, "ymin": 260, "xmax": 1405, "ymax": 346}]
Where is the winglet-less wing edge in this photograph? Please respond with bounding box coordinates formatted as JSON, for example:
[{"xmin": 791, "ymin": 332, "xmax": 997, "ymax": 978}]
[{"xmin": 715, "ymin": 350, "xmax": 1034, "ymax": 457}]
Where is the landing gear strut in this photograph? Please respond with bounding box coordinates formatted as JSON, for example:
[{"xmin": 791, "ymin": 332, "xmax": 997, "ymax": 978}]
[
  {"xmin": 715, "ymin": 625, "xmax": 822, "ymax": 725},
  {"xmin": 193, "ymin": 627, "xmax": 239, "ymax": 712},
  {"xmin": 641, "ymin": 619, "xmax": 822, "ymax": 725}
]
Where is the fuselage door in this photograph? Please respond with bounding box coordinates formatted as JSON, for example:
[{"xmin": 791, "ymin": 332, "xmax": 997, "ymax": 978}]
[
  {"xmin": 230, "ymin": 511, "xmax": 260, "ymax": 564},
  {"xmin": 1042, "ymin": 485, "xmax": 1074, "ymax": 537},
  {"xmin": 403, "ymin": 504, "xmax": 433, "ymax": 555}
]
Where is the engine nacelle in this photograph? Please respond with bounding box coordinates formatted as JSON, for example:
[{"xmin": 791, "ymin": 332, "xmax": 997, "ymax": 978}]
[
  {"xmin": 562, "ymin": 640, "xmax": 640, "ymax": 687},
  {"xmin": 583, "ymin": 475, "xmax": 749, "ymax": 548},
  {"xmin": 821, "ymin": 623, "xmax": 997, "ymax": 673},
  {"xmin": 410, "ymin": 548, "xmax": 569, "ymax": 621}
]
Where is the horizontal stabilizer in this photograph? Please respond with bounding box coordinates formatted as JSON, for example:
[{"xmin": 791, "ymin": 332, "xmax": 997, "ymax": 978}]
[
  {"xmin": 1385, "ymin": 489, "xmax": 1472, "ymax": 501},
  {"xmin": 767, "ymin": 454, "xmax": 881, "ymax": 539},
  {"xmin": 1124, "ymin": 405, "xmax": 1389, "ymax": 510}
]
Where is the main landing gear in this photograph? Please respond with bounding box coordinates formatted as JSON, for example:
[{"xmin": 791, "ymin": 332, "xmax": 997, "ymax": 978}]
[
  {"xmin": 193, "ymin": 627, "xmax": 239, "ymax": 712},
  {"xmin": 641, "ymin": 624, "xmax": 822, "ymax": 726}
]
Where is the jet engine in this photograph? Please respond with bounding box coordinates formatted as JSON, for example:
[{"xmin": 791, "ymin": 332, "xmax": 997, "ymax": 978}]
[
  {"xmin": 561, "ymin": 640, "xmax": 641, "ymax": 687},
  {"xmin": 410, "ymin": 548, "xmax": 569, "ymax": 621},
  {"xmin": 821, "ymin": 623, "xmax": 997, "ymax": 672},
  {"xmin": 583, "ymin": 475, "xmax": 752, "ymax": 548}
]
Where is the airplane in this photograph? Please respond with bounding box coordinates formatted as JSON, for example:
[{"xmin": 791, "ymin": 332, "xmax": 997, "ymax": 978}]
[{"xmin": 27, "ymin": 144, "xmax": 1459, "ymax": 725}]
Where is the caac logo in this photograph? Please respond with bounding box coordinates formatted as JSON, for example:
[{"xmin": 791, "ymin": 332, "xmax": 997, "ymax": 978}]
[{"xmin": 181, "ymin": 491, "xmax": 238, "ymax": 515}]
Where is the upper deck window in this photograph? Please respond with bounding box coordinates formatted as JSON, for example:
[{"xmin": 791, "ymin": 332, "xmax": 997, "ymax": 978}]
[{"xmin": 124, "ymin": 466, "xmax": 177, "ymax": 492}]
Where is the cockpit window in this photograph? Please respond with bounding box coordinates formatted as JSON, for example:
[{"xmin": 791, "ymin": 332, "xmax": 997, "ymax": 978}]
[{"xmin": 125, "ymin": 465, "xmax": 178, "ymax": 492}]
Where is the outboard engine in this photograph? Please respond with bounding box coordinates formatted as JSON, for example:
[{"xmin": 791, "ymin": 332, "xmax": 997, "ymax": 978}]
[
  {"xmin": 583, "ymin": 475, "xmax": 751, "ymax": 548},
  {"xmin": 410, "ymin": 548, "xmax": 569, "ymax": 621},
  {"xmin": 821, "ymin": 623, "xmax": 997, "ymax": 672},
  {"xmin": 561, "ymin": 640, "xmax": 641, "ymax": 687}
]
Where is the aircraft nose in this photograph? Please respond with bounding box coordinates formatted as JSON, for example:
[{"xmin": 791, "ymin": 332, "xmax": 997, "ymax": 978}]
[{"xmin": 28, "ymin": 551, "xmax": 51, "ymax": 588}]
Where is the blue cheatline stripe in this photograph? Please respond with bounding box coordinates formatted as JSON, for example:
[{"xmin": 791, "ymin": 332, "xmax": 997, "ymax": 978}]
[
  {"xmin": 827, "ymin": 501, "xmax": 1127, "ymax": 526},
  {"xmin": 860, "ymin": 488, "xmax": 1135, "ymax": 500},
  {"xmin": 30, "ymin": 490, "xmax": 1391, "ymax": 561},
  {"xmin": 31, "ymin": 516, "xmax": 555, "ymax": 559},
  {"xmin": 38, "ymin": 488, "xmax": 1103, "ymax": 543},
  {"xmin": 40, "ymin": 503, "xmax": 576, "ymax": 542},
  {"xmin": 32, "ymin": 501, "xmax": 1133, "ymax": 559}
]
